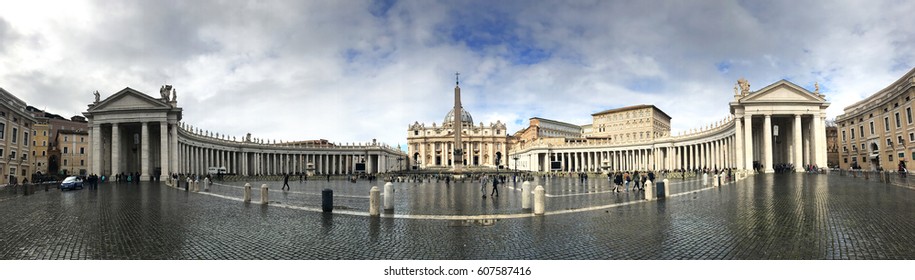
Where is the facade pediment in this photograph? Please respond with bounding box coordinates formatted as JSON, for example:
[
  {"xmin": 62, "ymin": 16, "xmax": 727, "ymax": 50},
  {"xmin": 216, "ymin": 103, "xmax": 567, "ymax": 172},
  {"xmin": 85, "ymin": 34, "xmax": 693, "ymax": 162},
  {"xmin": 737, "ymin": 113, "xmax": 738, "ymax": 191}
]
[
  {"xmin": 89, "ymin": 87, "xmax": 171, "ymax": 112},
  {"xmin": 741, "ymin": 80, "xmax": 824, "ymax": 103}
]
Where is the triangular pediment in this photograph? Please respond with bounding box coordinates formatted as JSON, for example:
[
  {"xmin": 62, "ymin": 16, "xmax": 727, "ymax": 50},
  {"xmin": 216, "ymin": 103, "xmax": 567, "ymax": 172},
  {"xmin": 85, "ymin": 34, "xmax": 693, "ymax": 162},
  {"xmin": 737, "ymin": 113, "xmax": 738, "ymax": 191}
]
[
  {"xmin": 89, "ymin": 87, "xmax": 171, "ymax": 112},
  {"xmin": 741, "ymin": 80, "xmax": 825, "ymax": 103}
]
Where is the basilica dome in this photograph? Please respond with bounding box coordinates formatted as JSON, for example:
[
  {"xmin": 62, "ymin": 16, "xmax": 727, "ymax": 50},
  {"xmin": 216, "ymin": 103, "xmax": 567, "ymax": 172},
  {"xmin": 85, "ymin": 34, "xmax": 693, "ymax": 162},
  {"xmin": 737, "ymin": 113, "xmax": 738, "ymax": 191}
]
[{"xmin": 444, "ymin": 107, "xmax": 473, "ymax": 125}]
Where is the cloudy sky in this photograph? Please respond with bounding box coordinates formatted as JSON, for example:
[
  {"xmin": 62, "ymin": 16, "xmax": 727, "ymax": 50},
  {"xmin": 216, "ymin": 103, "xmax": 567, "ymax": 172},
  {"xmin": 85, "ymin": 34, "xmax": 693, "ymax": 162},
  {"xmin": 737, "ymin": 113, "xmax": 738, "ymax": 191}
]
[{"xmin": 1, "ymin": 0, "xmax": 913, "ymax": 149}]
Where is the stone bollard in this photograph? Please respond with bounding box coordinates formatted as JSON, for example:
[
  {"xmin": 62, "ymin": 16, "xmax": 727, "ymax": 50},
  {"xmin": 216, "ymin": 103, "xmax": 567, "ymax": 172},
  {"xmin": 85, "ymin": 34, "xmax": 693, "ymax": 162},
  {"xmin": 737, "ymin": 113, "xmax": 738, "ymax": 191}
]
[
  {"xmin": 702, "ymin": 173, "xmax": 708, "ymax": 185},
  {"xmin": 521, "ymin": 181, "xmax": 532, "ymax": 210},
  {"xmin": 260, "ymin": 184, "xmax": 269, "ymax": 204},
  {"xmin": 369, "ymin": 186, "xmax": 381, "ymax": 216},
  {"xmin": 185, "ymin": 179, "xmax": 190, "ymax": 191},
  {"xmin": 322, "ymin": 189, "xmax": 333, "ymax": 212},
  {"xmin": 864, "ymin": 171, "xmax": 869, "ymax": 180},
  {"xmin": 533, "ymin": 185, "xmax": 545, "ymax": 215},
  {"xmin": 383, "ymin": 182, "xmax": 394, "ymax": 210},
  {"xmin": 713, "ymin": 175, "xmax": 719, "ymax": 187},
  {"xmin": 644, "ymin": 180, "xmax": 654, "ymax": 201},
  {"xmin": 243, "ymin": 183, "xmax": 252, "ymax": 203},
  {"xmin": 204, "ymin": 178, "xmax": 210, "ymax": 192},
  {"xmin": 663, "ymin": 179, "xmax": 670, "ymax": 198}
]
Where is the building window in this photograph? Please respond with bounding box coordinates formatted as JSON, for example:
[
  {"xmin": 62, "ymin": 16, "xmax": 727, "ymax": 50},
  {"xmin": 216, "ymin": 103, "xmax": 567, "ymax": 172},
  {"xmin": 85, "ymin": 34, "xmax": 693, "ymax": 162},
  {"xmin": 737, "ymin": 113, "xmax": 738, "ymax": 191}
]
[
  {"xmin": 890, "ymin": 155, "xmax": 894, "ymax": 161},
  {"xmin": 910, "ymin": 133, "xmax": 914, "ymax": 142},
  {"xmin": 896, "ymin": 112, "xmax": 902, "ymax": 128},
  {"xmin": 63, "ymin": 159, "xmax": 68, "ymax": 166},
  {"xmin": 42, "ymin": 141, "xmax": 46, "ymax": 146},
  {"xmin": 887, "ymin": 138, "xmax": 892, "ymax": 146},
  {"xmin": 899, "ymin": 136, "xmax": 904, "ymax": 145},
  {"xmin": 844, "ymin": 158, "xmax": 848, "ymax": 163},
  {"xmin": 860, "ymin": 125, "xmax": 864, "ymax": 137},
  {"xmin": 64, "ymin": 136, "xmax": 68, "ymax": 142},
  {"xmin": 11, "ymin": 127, "xmax": 16, "ymax": 143},
  {"xmin": 63, "ymin": 147, "xmax": 68, "ymax": 154},
  {"xmin": 43, "ymin": 131, "xmax": 47, "ymax": 136},
  {"xmin": 870, "ymin": 122, "xmax": 875, "ymax": 134},
  {"xmin": 41, "ymin": 151, "xmax": 45, "ymax": 156},
  {"xmin": 23, "ymin": 132, "xmax": 28, "ymax": 146},
  {"xmin": 0, "ymin": 123, "xmax": 4, "ymax": 139},
  {"xmin": 80, "ymin": 160, "xmax": 84, "ymax": 166},
  {"xmin": 861, "ymin": 143, "xmax": 865, "ymax": 150},
  {"xmin": 885, "ymin": 117, "xmax": 890, "ymax": 131},
  {"xmin": 899, "ymin": 152, "xmax": 905, "ymax": 160},
  {"xmin": 908, "ymin": 107, "xmax": 913, "ymax": 124},
  {"xmin": 32, "ymin": 131, "xmax": 36, "ymax": 136},
  {"xmin": 850, "ymin": 128, "xmax": 855, "ymax": 139},
  {"xmin": 80, "ymin": 147, "xmax": 85, "ymax": 154},
  {"xmin": 0, "ymin": 148, "xmax": 4, "ymax": 157},
  {"xmin": 80, "ymin": 137, "xmax": 84, "ymax": 142}
]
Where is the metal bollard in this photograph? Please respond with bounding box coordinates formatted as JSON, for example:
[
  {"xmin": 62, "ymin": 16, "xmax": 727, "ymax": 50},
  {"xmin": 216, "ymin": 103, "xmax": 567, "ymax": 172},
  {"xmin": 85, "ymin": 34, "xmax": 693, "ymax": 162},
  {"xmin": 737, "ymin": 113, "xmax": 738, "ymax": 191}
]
[
  {"xmin": 260, "ymin": 184, "xmax": 269, "ymax": 204},
  {"xmin": 521, "ymin": 181, "xmax": 532, "ymax": 210},
  {"xmin": 243, "ymin": 183, "xmax": 252, "ymax": 203},
  {"xmin": 383, "ymin": 182, "xmax": 394, "ymax": 210},
  {"xmin": 713, "ymin": 175, "xmax": 719, "ymax": 187},
  {"xmin": 533, "ymin": 185, "xmax": 545, "ymax": 215},
  {"xmin": 369, "ymin": 186, "xmax": 380, "ymax": 216},
  {"xmin": 663, "ymin": 179, "xmax": 670, "ymax": 197},
  {"xmin": 322, "ymin": 189, "xmax": 333, "ymax": 212},
  {"xmin": 644, "ymin": 180, "xmax": 654, "ymax": 201}
]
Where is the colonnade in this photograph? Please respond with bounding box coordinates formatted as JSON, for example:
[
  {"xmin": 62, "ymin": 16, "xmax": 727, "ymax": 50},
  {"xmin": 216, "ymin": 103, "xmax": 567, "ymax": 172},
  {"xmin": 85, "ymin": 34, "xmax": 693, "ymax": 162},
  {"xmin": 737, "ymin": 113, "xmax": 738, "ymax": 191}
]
[
  {"xmin": 535, "ymin": 134, "xmax": 736, "ymax": 172},
  {"xmin": 176, "ymin": 126, "xmax": 403, "ymax": 176}
]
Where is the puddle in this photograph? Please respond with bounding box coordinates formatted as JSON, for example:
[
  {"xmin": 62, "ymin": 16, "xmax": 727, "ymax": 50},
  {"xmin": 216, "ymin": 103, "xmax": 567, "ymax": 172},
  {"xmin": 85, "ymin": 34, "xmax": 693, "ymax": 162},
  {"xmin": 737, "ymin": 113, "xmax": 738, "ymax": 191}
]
[{"xmin": 449, "ymin": 219, "xmax": 499, "ymax": 227}]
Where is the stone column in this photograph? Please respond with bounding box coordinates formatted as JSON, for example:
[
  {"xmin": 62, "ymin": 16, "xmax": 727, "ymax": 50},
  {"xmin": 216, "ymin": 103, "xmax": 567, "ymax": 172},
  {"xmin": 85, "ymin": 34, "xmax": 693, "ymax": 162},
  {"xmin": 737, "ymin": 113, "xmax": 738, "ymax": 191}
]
[
  {"xmin": 160, "ymin": 122, "xmax": 169, "ymax": 181},
  {"xmin": 815, "ymin": 114, "xmax": 827, "ymax": 168},
  {"xmin": 112, "ymin": 123, "xmax": 121, "ymax": 176},
  {"xmin": 141, "ymin": 122, "xmax": 150, "ymax": 181},
  {"xmin": 170, "ymin": 124, "xmax": 178, "ymax": 177},
  {"xmin": 744, "ymin": 114, "xmax": 754, "ymax": 171},
  {"xmin": 763, "ymin": 115, "xmax": 774, "ymax": 173},
  {"xmin": 794, "ymin": 114, "xmax": 804, "ymax": 172},
  {"xmin": 92, "ymin": 123, "xmax": 102, "ymax": 175}
]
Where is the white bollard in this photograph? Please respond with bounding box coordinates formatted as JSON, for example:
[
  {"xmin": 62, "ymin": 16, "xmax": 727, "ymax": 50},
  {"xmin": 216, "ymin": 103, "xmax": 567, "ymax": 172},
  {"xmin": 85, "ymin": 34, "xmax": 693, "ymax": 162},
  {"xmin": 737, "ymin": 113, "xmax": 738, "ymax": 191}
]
[
  {"xmin": 534, "ymin": 185, "xmax": 545, "ymax": 215},
  {"xmin": 243, "ymin": 183, "xmax": 252, "ymax": 203},
  {"xmin": 204, "ymin": 178, "xmax": 210, "ymax": 192},
  {"xmin": 521, "ymin": 181, "xmax": 532, "ymax": 210},
  {"xmin": 663, "ymin": 179, "xmax": 670, "ymax": 198},
  {"xmin": 193, "ymin": 181, "xmax": 199, "ymax": 192},
  {"xmin": 383, "ymin": 182, "xmax": 394, "ymax": 210},
  {"xmin": 260, "ymin": 184, "xmax": 269, "ymax": 204},
  {"xmin": 713, "ymin": 175, "xmax": 719, "ymax": 187},
  {"xmin": 702, "ymin": 173, "xmax": 708, "ymax": 185},
  {"xmin": 370, "ymin": 186, "xmax": 381, "ymax": 216},
  {"xmin": 644, "ymin": 179, "xmax": 654, "ymax": 201}
]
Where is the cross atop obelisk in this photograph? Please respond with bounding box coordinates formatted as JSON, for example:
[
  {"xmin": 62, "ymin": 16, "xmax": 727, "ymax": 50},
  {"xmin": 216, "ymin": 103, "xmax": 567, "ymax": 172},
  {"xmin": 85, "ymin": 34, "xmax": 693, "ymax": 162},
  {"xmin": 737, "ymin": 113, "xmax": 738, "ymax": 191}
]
[{"xmin": 453, "ymin": 72, "xmax": 463, "ymax": 174}]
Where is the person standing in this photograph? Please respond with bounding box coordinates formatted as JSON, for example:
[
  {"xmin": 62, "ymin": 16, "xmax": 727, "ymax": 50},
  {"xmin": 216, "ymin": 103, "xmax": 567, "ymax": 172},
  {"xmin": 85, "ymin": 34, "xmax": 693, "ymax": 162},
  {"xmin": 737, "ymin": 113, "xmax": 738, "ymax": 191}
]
[{"xmin": 481, "ymin": 175, "xmax": 489, "ymax": 198}]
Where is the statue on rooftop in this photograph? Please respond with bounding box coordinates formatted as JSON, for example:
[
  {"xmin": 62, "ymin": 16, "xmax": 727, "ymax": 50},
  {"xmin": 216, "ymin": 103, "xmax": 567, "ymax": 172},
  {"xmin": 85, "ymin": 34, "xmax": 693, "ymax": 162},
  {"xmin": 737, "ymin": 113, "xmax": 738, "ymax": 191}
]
[
  {"xmin": 737, "ymin": 78, "xmax": 750, "ymax": 95},
  {"xmin": 93, "ymin": 90, "xmax": 100, "ymax": 103}
]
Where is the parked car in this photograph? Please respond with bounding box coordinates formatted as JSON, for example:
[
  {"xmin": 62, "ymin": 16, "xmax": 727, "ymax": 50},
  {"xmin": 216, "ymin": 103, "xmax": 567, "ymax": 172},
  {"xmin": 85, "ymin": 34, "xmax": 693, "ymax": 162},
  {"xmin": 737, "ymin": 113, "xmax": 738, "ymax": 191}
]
[{"xmin": 59, "ymin": 176, "xmax": 84, "ymax": 191}]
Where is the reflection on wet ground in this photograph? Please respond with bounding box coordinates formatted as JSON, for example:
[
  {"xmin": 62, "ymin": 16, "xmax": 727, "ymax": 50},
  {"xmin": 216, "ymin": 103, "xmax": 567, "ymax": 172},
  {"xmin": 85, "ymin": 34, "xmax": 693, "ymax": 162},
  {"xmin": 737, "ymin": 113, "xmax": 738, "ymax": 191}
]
[
  {"xmin": 202, "ymin": 175, "xmax": 713, "ymax": 216},
  {"xmin": 3, "ymin": 173, "xmax": 915, "ymax": 259}
]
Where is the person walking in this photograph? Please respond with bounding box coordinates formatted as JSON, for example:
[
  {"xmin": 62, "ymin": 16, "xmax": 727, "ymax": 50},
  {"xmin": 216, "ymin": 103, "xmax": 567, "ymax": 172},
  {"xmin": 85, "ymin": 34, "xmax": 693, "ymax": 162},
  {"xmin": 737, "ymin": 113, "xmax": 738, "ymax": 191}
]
[
  {"xmin": 282, "ymin": 173, "xmax": 290, "ymax": 191},
  {"xmin": 623, "ymin": 171, "xmax": 631, "ymax": 192},
  {"xmin": 490, "ymin": 175, "xmax": 499, "ymax": 197}
]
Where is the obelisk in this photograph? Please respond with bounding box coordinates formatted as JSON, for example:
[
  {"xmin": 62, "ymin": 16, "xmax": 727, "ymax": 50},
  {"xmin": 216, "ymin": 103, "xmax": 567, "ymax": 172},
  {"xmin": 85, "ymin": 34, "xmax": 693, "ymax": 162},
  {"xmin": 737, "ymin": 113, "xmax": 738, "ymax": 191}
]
[{"xmin": 452, "ymin": 72, "xmax": 463, "ymax": 175}]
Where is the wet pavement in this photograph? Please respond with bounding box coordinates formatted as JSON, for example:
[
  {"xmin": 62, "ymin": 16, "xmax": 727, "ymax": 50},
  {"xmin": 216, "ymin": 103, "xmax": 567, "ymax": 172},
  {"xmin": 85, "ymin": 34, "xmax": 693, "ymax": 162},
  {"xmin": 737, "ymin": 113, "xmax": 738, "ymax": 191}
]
[{"xmin": 2, "ymin": 173, "xmax": 915, "ymax": 259}]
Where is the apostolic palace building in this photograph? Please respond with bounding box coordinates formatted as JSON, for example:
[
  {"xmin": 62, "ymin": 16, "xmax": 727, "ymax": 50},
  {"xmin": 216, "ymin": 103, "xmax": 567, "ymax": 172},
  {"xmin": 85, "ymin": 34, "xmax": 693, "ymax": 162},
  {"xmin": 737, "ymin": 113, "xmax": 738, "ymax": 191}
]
[{"xmin": 508, "ymin": 78, "xmax": 831, "ymax": 174}]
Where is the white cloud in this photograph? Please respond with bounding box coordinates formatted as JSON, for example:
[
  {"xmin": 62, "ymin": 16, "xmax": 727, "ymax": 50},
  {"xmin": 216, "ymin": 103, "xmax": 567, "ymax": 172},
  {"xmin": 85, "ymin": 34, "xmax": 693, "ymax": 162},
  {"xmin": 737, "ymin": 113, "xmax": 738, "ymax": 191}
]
[{"xmin": 1, "ymin": 0, "xmax": 914, "ymax": 146}]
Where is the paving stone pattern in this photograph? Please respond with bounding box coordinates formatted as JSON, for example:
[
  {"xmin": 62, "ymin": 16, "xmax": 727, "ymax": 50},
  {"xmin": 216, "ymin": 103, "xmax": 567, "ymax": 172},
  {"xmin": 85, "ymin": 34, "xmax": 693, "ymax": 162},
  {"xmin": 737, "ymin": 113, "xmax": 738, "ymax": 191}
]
[{"xmin": 1, "ymin": 173, "xmax": 914, "ymax": 259}]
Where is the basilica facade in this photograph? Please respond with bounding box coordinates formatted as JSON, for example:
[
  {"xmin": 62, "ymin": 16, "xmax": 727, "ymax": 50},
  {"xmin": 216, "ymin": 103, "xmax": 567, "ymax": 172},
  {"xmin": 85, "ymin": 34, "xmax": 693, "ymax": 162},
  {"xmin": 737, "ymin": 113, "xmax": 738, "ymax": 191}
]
[{"xmin": 407, "ymin": 84, "xmax": 510, "ymax": 170}]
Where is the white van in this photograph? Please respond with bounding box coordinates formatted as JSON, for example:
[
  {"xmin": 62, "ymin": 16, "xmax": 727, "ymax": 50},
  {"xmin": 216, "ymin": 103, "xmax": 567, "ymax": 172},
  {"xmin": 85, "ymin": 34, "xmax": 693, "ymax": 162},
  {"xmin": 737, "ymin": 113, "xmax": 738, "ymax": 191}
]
[{"xmin": 207, "ymin": 167, "xmax": 227, "ymax": 175}]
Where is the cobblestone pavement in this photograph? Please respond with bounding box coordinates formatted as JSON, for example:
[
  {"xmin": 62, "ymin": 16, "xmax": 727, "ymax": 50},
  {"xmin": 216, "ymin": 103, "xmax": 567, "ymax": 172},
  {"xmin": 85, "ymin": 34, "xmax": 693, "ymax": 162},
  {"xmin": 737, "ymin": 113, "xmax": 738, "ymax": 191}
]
[{"xmin": 2, "ymin": 173, "xmax": 915, "ymax": 259}]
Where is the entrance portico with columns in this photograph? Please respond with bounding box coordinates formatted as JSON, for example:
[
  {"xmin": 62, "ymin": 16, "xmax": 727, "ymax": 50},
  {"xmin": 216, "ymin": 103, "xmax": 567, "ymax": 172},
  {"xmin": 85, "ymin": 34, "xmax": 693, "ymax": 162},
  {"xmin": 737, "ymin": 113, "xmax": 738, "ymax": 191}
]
[
  {"xmin": 84, "ymin": 87, "xmax": 182, "ymax": 181},
  {"xmin": 730, "ymin": 79, "xmax": 830, "ymax": 173}
]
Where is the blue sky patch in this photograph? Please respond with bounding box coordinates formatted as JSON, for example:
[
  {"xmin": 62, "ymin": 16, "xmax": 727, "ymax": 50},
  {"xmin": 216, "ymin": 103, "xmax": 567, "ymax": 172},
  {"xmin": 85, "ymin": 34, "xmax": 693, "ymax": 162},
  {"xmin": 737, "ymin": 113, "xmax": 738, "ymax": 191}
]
[{"xmin": 716, "ymin": 61, "xmax": 731, "ymax": 74}]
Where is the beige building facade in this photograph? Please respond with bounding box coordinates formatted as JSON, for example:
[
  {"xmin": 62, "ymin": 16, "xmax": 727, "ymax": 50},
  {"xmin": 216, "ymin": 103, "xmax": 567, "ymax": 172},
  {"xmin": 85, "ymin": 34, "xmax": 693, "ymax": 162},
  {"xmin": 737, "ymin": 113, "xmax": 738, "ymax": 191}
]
[
  {"xmin": 586, "ymin": 105, "xmax": 672, "ymax": 141},
  {"xmin": 836, "ymin": 67, "xmax": 915, "ymax": 171},
  {"xmin": 56, "ymin": 129, "xmax": 90, "ymax": 176},
  {"xmin": 0, "ymin": 88, "xmax": 37, "ymax": 185}
]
